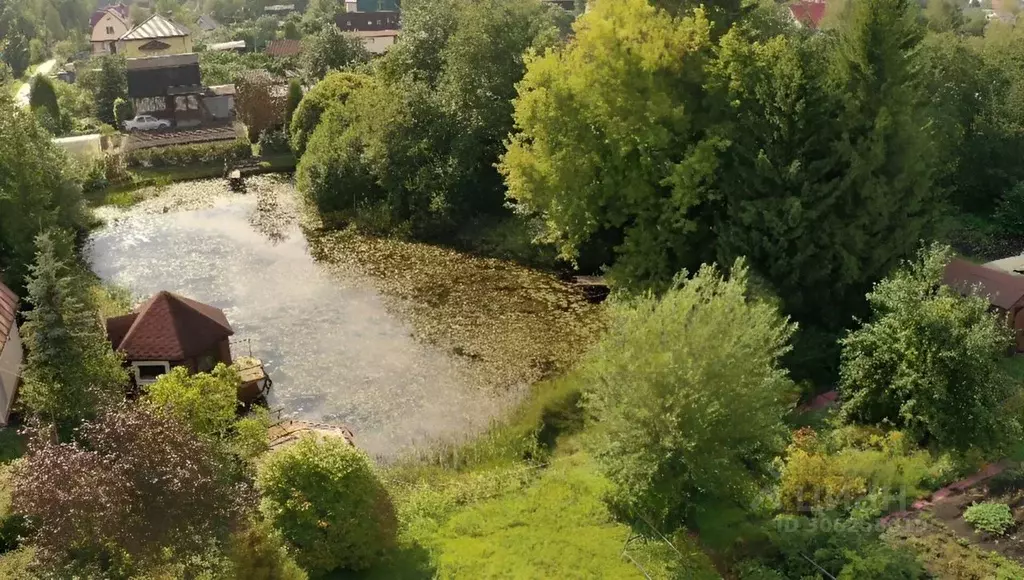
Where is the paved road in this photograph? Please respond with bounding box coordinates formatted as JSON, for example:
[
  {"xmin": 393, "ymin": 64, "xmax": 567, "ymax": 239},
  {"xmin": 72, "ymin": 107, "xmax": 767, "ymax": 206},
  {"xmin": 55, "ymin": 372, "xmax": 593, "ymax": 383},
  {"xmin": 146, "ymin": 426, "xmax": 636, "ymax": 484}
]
[{"xmin": 14, "ymin": 59, "xmax": 58, "ymax": 108}]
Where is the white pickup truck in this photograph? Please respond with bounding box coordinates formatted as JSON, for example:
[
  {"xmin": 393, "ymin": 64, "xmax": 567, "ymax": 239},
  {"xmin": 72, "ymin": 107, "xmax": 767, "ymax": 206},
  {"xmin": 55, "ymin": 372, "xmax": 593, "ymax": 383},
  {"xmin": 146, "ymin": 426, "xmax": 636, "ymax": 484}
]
[{"xmin": 123, "ymin": 115, "xmax": 171, "ymax": 132}]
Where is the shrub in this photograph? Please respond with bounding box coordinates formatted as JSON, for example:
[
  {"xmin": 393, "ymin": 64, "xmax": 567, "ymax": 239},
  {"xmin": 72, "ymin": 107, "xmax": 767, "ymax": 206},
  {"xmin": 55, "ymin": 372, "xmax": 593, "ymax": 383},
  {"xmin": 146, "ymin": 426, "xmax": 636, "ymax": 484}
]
[
  {"xmin": 840, "ymin": 244, "xmax": 1016, "ymax": 451},
  {"xmin": 581, "ymin": 261, "xmax": 795, "ymax": 532},
  {"xmin": 144, "ymin": 364, "xmax": 241, "ymax": 438},
  {"xmin": 113, "ymin": 97, "xmax": 133, "ymax": 127},
  {"xmin": 963, "ymin": 502, "xmax": 1014, "ymax": 535},
  {"xmin": 988, "ymin": 465, "xmax": 1024, "ymax": 495},
  {"xmin": 256, "ymin": 434, "xmax": 397, "ymax": 574},
  {"xmin": 12, "ymin": 405, "xmax": 245, "ymax": 572},
  {"xmin": 837, "ymin": 541, "xmax": 925, "ymax": 579},
  {"xmin": 124, "ymin": 139, "xmax": 251, "ymax": 169},
  {"xmin": 257, "ymin": 129, "xmax": 290, "ymax": 155},
  {"xmin": 228, "ymin": 521, "xmax": 308, "ymax": 580},
  {"xmin": 778, "ymin": 427, "xmax": 937, "ymax": 515},
  {"xmin": 289, "ymin": 71, "xmax": 369, "ymax": 156}
]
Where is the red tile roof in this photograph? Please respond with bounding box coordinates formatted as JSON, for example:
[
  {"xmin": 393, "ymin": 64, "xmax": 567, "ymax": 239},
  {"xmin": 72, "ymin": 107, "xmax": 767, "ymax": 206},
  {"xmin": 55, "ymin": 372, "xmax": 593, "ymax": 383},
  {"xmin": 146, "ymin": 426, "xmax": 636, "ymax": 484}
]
[
  {"xmin": 789, "ymin": 1, "xmax": 826, "ymax": 29},
  {"xmin": 265, "ymin": 39, "xmax": 302, "ymax": 57},
  {"xmin": 943, "ymin": 258, "xmax": 1024, "ymax": 311},
  {"xmin": 107, "ymin": 291, "xmax": 233, "ymax": 361},
  {"xmin": 0, "ymin": 282, "xmax": 17, "ymax": 347}
]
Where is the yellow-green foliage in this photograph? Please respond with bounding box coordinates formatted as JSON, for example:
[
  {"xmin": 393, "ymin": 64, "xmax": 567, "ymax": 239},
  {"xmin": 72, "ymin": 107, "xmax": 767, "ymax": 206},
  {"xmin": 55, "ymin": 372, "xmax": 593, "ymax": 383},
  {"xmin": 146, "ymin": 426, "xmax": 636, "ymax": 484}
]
[
  {"xmin": 778, "ymin": 426, "xmax": 938, "ymax": 513},
  {"xmin": 145, "ymin": 364, "xmax": 240, "ymax": 438},
  {"xmin": 373, "ymin": 451, "xmax": 718, "ymax": 580}
]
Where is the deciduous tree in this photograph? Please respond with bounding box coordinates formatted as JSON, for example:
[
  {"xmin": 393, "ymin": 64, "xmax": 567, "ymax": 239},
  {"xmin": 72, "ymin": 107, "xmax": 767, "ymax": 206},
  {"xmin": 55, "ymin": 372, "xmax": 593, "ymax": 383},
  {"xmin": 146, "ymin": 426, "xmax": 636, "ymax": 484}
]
[
  {"xmin": 12, "ymin": 405, "xmax": 245, "ymax": 574},
  {"xmin": 289, "ymin": 71, "xmax": 368, "ymax": 156},
  {"xmin": 839, "ymin": 244, "xmax": 1015, "ymax": 450},
  {"xmin": 581, "ymin": 260, "xmax": 795, "ymax": 533},
  {"xmin": 145, "ymin": 364, "xmax": 241, "ymax": 438},
  {"xmin": 256, "ymin": 434, "xmax": 396, "ymax": 574},
  {"xmin": 300, "ymin": 24, "xmax": 369, "ymax": 82}
]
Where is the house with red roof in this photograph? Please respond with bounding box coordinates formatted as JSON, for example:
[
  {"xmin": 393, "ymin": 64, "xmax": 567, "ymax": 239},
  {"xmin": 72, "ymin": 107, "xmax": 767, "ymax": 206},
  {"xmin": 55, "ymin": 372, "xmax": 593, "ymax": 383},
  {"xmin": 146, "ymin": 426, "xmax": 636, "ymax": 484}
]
[
  {"xmin": 789, "ymin": 0, "xmax": 826, "ymax": 29},
  {"xmin": 105, "ymin": 291, "xmax": 234, "ymax": 385},
  {"xmin": 0, "ymin": 282, "xmax": 21, "ymax": 426}
]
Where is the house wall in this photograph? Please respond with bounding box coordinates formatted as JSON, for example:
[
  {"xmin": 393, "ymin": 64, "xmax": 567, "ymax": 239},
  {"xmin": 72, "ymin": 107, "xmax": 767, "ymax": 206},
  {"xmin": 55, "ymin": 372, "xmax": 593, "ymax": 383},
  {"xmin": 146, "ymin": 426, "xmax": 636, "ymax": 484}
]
[
  {"xmin": 120, "ymin": 36, "xmax": 193, "ymax": 58},
  {"xmin": 359, "ymin": 34, "xmax": 397, "ymax": 55},
  {"xmin": 91, "ymin": 12, "xmax": 131, "ymax": 54},
  {"xmin": 0, "ymin": 327, "xmax": 23, "ymax": 426}
]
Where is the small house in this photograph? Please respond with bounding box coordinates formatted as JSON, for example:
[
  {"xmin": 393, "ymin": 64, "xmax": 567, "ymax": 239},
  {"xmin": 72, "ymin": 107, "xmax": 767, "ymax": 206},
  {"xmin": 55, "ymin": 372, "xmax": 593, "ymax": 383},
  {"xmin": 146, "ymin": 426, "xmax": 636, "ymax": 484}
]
[
  {"xmin": 126, "ymin": 53, "xmax": 203, "ymax": 124},
  {"xmin": 106, "ymin": 291, "xmax": 234, "ymax": 386},
  {"xmin": 91, "ymin": 6, "xmax": 132, "ymax": 55},
  {"xmin": 943, "ymin": 259, "xmax": 1024, "ymax": 352},
  {"xmin": 343, "ymin": 0, "xmax": 400, "ymax": 12},
  {"xmin": 118, "ymin": 14, "xmax": 193, "ymax": 58},
  {"xmin": 0, "ymin": 282, "xmax": 22, "ymax": 426}
]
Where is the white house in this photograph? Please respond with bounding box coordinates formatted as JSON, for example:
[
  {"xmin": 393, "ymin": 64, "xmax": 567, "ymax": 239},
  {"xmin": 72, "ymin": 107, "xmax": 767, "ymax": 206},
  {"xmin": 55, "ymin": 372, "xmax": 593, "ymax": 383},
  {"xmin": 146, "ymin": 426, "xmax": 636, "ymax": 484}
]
[
  {"xmin": 91, "ymin": 6, "xmax": 132, "ymax": 55},
  {"xmin": 348, "ymin": 29, "xmax": 399, "ymax": 55},
  {"xmin": 0, "ymin": 282, "xmax": 22, "ymax": 426}
]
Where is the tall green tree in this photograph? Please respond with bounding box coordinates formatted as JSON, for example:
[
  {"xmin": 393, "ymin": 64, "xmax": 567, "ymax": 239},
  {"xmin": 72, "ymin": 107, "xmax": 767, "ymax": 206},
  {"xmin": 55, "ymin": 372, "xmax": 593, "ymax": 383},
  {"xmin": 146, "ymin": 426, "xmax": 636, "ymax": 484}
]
[
  {"xmin": 89, "ymin": 55, "xmax": 127, "ymax": 126},
  {"xmin": 29, "ymin": 75, "xmax": 61, "ymax": 131},
  {"xmin": 289, "ymin": 71, "xmax": 368, "ymax": 156},
  {"xmin": 284, "ymin": 79, "xmax": 303, "ymax": 130},
  {"xmin": 582, "ymin": 260, "xmax": 795, "ymax": 534},
  {"xmin": 839, "ymin": 244, "xmax": 1015, "ymax": 451},
  {"xmin": 501, "ymin": 0, "xmax": 721, "ymax": 287},
  {"xmin": 300, "ymin": 24, "xmax": 369, "ymax": 82},
  {"xmin": 20, "ymin": 231, "xmax": 128, "ymax": 436},
  {"xmin": 0, "ymin": 99, "xmax": 87, "ymax": 293}
]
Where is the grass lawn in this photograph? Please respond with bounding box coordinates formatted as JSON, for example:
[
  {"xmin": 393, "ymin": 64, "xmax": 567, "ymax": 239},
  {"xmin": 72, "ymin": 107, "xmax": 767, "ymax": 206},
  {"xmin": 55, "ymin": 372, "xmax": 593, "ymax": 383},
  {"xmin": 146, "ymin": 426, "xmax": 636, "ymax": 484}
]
[{"xmin": 351, "ymin": 446, "xmax": 716, "ymax": 580}]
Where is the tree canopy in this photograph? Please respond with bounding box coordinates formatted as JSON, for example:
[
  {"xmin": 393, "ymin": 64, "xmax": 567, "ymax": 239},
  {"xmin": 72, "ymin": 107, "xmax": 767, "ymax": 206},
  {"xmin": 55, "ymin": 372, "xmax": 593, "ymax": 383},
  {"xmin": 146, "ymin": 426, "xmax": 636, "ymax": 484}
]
[
  {"xmin": 839, "ymin": 244, "xmax": 1016, "ymax": 451},
  {"xmin": 582, "ymin": 260, "xmax": 795, "ymax": 533}
]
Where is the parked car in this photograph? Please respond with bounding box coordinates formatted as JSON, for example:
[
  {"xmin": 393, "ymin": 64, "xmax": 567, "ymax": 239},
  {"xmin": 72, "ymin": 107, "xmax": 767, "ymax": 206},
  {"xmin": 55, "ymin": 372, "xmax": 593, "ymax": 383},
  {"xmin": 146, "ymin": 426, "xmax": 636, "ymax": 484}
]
[{"xmin": 123, "ymin": 115, "xmax": 171, "ymax": 132}]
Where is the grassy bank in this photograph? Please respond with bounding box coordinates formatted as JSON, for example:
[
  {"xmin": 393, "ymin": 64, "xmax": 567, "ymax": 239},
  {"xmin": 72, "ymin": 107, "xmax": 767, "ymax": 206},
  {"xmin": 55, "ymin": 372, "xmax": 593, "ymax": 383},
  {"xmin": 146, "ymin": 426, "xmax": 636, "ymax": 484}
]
[{"xmin": 359, "ymin": 375, "xmax": 717, "ymax": 579}]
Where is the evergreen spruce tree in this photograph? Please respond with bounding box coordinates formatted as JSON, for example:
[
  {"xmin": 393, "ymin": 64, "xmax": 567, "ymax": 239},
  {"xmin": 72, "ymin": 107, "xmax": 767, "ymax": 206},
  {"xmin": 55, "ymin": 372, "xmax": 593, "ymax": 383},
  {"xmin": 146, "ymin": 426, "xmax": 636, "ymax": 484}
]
[
  {"xmin": 20, "ymin": 231, "xmax": 127, "ymax": 438},
  {"xmin": 29, "ymin": 76, "xmax": 60, "ymax": 133}
]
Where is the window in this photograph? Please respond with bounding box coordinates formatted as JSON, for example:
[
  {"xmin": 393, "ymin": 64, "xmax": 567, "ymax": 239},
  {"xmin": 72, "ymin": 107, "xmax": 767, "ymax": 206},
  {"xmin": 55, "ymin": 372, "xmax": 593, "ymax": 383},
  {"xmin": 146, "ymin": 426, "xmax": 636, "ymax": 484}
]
[
  {"xmin": 106, "ymin": 26, "xmax": 115, "ymax": 34},
  {"xmin": 134, "ymin": 362, "xmax": 170, "ymax": 383}
]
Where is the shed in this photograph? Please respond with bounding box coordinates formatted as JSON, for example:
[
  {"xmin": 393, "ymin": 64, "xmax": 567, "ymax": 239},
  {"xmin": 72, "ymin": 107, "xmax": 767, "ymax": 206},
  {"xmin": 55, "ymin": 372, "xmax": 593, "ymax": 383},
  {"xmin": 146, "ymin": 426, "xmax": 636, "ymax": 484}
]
[
  {"xmin": 209, "ymin": 40, "xmax": 246, "ymax": 52},
  {"xmin": 265, "ymin": 39, "xmax": 302, "ymax": 57},
  {"xmin": 106, "ymin": 291, "xmax": 234, "ymax": 385},
  {"xmin": 0, "ymin": 282, "xmax": 21, "ymax": 426},
  {"xmin": 943, "ymin": 258, "xmax": 1024, "ymax": 351}
]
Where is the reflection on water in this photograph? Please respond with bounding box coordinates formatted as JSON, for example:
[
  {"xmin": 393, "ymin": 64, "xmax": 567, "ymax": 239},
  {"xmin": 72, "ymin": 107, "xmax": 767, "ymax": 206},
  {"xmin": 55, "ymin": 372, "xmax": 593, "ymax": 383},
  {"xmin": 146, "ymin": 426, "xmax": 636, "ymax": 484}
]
[{"xmin": 87, "ymin": 179, "xmax": 509, "ymax": 458}]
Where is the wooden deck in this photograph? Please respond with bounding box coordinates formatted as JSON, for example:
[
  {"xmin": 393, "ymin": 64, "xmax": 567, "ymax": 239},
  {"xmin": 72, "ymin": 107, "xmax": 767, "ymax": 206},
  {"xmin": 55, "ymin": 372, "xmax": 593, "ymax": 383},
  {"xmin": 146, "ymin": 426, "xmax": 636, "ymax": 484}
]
[{"xmin": 267, "ymin": 419, "xmax": 355, "ymax": 451}]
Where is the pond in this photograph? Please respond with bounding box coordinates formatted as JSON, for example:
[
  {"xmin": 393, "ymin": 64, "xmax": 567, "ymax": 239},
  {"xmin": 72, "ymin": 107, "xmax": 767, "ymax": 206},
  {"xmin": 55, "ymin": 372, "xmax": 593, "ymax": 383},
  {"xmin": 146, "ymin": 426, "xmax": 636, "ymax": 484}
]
[{"xmin": 87, "ymin": 177, "xmax": 602, "ymax": 458}]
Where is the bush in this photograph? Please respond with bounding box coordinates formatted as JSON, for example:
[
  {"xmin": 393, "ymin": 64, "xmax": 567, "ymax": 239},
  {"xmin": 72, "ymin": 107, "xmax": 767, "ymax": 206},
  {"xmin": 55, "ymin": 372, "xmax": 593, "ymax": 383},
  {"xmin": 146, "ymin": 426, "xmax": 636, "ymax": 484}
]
[
  {"xmin": 777, "ymin": 427, "xmax": 937, "ymax": 515},
  {"xmin": 963, "ymin": 502, "xmax": 1014, "ymax": 535},
  {"xmin": 124, "ymin": 139, "xmax": 251, "ymax": 169},
  {"xmin": 144, "ymin": 365, "xmax": 241, "ymax": 438},
  {"xmin": 988, "ymin": 465, "xmax": 1024, "ymax": 495},
  {"xmin": 581, "ymin": 261, "xmax": 795, "ymax": 533},
  {"xmin": 257, "ymin": 129, "xmax": 290, "ymax": 155},
  {"xmin": 289, "ymin": 71, "xmax": 369, "ymax": 156},
  {"xmin": 228, "ymin": 521, "xmax": 307, "ymax": 580},
  {"xmin": 113, "ymin": 97, "xmax": 133, "ymax": 127},
  {"xmin": 837, "ymin": 541, "xmax": 925, "ymax": 579},
  {"xmin": 256, "ymin": 434, "xmax": 397, "ymax": 574}
]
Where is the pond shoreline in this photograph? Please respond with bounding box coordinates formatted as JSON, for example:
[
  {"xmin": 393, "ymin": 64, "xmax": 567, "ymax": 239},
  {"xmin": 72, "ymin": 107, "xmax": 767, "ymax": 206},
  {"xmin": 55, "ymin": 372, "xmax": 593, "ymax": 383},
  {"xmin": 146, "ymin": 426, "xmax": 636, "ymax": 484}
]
[{"xmin": 87, "ymin": 177, "xmax": 602, "ymax": 459}]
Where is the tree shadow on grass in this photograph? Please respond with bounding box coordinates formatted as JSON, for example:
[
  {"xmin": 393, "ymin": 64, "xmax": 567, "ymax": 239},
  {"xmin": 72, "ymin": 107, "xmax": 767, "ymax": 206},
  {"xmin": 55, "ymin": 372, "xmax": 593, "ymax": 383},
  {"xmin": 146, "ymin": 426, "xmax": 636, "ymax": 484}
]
[{"xmin": 326, "ymin": 541, "xmax": 436, "ymax": 580}]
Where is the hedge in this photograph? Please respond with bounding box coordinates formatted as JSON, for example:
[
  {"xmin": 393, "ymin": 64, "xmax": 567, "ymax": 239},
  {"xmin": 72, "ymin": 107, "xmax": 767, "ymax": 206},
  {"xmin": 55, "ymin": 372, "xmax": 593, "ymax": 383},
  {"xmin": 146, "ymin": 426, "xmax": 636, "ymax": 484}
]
[{"xmin": 125, "ymin": 139, "xmax": 252, "ymax": 169}]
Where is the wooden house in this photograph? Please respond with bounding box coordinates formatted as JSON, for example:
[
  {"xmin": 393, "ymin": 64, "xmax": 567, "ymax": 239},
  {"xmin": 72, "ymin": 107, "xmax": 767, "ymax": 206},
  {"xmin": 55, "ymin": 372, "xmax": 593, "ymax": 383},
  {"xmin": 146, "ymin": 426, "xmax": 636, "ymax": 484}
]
[
  {"xmin": 106, "ymin": 291, "xmax": 234, "ymax": 386},
  {"xmin": 0, "ymin": 282, "xmax": 21, "ymax": 426}
]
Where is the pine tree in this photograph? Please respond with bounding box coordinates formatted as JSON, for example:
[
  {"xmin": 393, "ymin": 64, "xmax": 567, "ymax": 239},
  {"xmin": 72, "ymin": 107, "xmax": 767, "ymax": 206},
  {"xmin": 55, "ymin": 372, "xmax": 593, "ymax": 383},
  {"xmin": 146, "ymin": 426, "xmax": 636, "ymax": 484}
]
[
  {"xmin": 29, "ymin": 76, "xmax": 60, "ymax": 130},
  {"xmin": 20, "ymin": 231, "xmax": 128, "ymax": 438}
]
